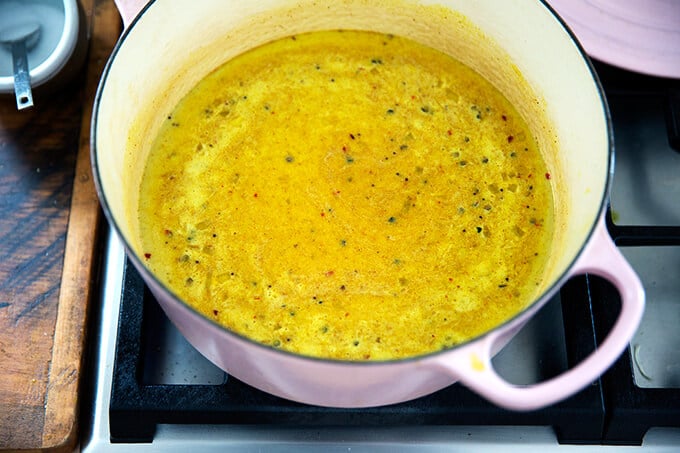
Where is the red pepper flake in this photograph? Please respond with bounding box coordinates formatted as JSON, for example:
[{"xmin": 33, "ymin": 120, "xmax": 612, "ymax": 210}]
[
  {"xmin": 507, "ymin": 135, "xmax": 514, "ymax": 143},
  {"xmin": 253, "ymin": 192, "xmax": 258, "ymax": 198},
  {"xmin": 342, "ymin": 146, "xmax": 347, "ymax": 152},
  {"xmin": 502, "ymin": 115, "xmax": 507, "ymax": 121},
  {"xmin": 448, "ymin": 277, "xmax": 454, "ymax": 282},
  {"xmin": 164, "ymin": 229, "xmax": 173, "ymax": 236},
  {"xmin": 447, "ymin": 129, "xmax": 452, "ymax": 136},
  {"xmin": 545, "ymin": 172, "xmax": 551, "ymax": 180},
  {"xmin": 411, "ymin": 95, "xmax": 416, "ymax": 100},
  {"xmin": 345, "ymin": 312, "xmax": 350, "ymax": 317},
  {"xmin": 325, "ymin": 270, "xmax": 335, "ymax": 277},
  {"xmin": 212, "ymin": 309, "xmax": 219, "ymax": 316},
  {"xmin": 144, "ymin": 253, "xmax": 152, "ymax": 260},
  {"xmin": 320, "ymin": 211, "xmax": 326, "ymax": 217}
]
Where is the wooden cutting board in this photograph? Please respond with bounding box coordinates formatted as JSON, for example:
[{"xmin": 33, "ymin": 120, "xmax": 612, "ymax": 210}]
[{"xmin": 0, "ymin": 1, "xmax": 120, "ymax": 451}]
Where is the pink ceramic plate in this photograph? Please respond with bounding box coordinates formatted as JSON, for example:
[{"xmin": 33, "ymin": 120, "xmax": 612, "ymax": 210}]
[{"xmin": 547, "ymin": 0, "xmax": 680, "ymax": 78}]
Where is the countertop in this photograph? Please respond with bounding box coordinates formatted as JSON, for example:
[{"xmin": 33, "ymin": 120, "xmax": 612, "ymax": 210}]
[{"xmin": 0, "ymin": 1, "xmax": 119, "ymax": 451}]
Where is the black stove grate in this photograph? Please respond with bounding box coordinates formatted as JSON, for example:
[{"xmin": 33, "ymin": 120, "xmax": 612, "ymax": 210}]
[
  {"xmin": 594, "ymin": 204, "xmax": 680, "ymax": 446},
  {"xmin": 590, "ymin": 61, "xmax": 680, "ymax": 445},
  {"xmin": 591, "ymin": 266, "xmax": 680, "ymax": 445},
  {"xmin": 109, "ymin": 261, "xmax": 605, "ymax": 444}
]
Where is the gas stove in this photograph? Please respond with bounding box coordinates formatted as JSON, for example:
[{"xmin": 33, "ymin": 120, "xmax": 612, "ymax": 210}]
[{"xmin": 80, "ymin": 61, "xmax": 680, "ymax": 451}]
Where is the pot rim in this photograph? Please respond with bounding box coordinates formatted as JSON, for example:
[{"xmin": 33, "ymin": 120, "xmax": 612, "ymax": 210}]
[{"xmin": 91, "ymin": 0, "xmax": 614, "ymax": 366}]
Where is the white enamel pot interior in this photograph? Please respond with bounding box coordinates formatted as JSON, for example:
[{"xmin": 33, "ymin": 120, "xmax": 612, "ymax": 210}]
[{"xmin": 93, "ymin": 0, "xmax": 645, "ymax": 410}]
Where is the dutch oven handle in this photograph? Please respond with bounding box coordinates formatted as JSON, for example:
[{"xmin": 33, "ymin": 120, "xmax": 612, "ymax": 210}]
[
  {"xmin": 434, "ymin": 215, "xmax": 645, "ymax": 411},
  {"xmin": 113, "ymin": 0, "xmax": 149, "ymax": 29}
]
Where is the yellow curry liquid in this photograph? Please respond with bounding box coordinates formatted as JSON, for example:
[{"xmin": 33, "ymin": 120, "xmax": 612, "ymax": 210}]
[{"xmin": 138, "ymin": 30, "xmax": 554, "ymax": 361}]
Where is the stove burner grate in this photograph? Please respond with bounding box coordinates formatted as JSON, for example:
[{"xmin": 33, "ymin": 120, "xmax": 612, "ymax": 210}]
[{"xmin": 108, "ymin": 263, "xmax": 605, "ymax": 444}]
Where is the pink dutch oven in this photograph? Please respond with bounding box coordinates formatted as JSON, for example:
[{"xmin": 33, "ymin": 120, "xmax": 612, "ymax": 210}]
[{"xmin": 92, "ymin": 0, "xmax": 645, "ymax": 410}]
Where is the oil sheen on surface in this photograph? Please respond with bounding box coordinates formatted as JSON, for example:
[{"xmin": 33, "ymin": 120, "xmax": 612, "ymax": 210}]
[{"xmin": 138, "ymin": 30, "xmax": 554, "ymax": 361}]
